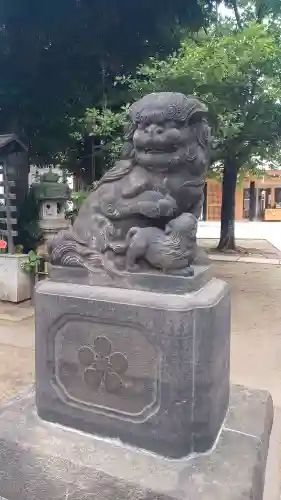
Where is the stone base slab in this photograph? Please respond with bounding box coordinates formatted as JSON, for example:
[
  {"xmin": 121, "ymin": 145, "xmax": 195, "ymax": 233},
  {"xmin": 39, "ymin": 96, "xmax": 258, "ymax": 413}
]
[
  {"xmin": 48, "ymin": 263, "xmax": 211, "ymax": 294},
  {"xmin": 0, "ymin": 385, "xmax": 273, "ymax": 500}
]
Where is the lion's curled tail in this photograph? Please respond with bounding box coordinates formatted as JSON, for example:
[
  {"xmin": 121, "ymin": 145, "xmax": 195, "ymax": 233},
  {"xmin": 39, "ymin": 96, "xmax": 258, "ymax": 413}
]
[
  {"xmin": 125, "ymin": 227, "xmax": 140, "ymax": 246},
  {"xmin": 47, "ymin": 230, "xmax": 104, "ymax": 268},
  {"xmin": 47, "ymin": 229, "xmax": 131, "ymax": 284}
]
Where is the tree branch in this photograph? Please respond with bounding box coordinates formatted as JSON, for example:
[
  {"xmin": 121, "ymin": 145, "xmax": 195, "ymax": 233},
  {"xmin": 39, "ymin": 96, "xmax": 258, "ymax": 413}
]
[{"xmin": 230, "ymin": 0, "xmax": 242, "ymax": 29}]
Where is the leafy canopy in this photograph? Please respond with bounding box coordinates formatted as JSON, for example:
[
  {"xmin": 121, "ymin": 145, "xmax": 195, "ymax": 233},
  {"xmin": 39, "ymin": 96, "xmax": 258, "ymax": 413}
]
[
  {"xmin": 110, "ymin": 20, "xmax": 281, "ymax": 174},
  {"xmin": 0, "ymin": 0, "xmax": 215, "ymax": 164}
]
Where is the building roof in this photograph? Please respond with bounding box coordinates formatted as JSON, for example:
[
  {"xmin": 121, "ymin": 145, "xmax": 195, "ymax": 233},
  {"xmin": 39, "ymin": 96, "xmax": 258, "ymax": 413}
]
[
  {"xmin": 244, "ymin": 170, "xmax": 281, "ymax": 180},
  {"xmin": 0, "ymin": 134, "xmax": 27, "ymax": 152},
  {"xmin": 267, "ymin": 170, "xmax": 281, "ymax": 177}
]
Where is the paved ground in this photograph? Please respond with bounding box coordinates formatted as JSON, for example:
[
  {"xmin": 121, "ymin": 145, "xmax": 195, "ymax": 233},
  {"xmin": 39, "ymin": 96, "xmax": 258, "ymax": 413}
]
[
  {"xmin": 0, "ymin": 319, "xmax": 34, "ymax": 403},
  {"xmin": 0, "ymin": 300, "xmax": 34, "ymax": 323},
  {"xmin": 198, "ymin": 220, "xmax": 281, "ymax": 252},
  {"xmin": 199, "ymin": 238, "xmax": 281, "ymax": 259},
  {"xmin": 213, "ymin": 262, "xmax": 281, "ymax": 405},
  {"xmin": 0, "ymin": 260, "xmax": 280, "ymax": 498},
  {"xmin": 213, "ymin": 261, "xmax": 281, "ymax": 500}
]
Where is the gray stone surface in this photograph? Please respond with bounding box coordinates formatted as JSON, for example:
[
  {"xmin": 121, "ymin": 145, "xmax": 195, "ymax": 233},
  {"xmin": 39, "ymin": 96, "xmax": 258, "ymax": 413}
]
[
  {"xmin": 48, "ymin": 93, "xmax": 211, "ymax": 277},
  {"xmin": 0, "ymin": 254, "xmax": 31, "ymax": 302},
  {"xmin": 48, "ymin": 263, "xmax": 211, "ymax": 294},
  {"xmin": 35, "ymin": 276, "xmax": 230, "ymax": 458},
  {"xmin": 0, "ymin": 385, "xmax": 273, "ymax": 500}
]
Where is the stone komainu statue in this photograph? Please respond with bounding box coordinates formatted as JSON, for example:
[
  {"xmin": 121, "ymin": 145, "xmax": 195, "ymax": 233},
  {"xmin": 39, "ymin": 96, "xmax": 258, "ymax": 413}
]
[{"xmin": 48, "ymin": 92, "xmax": 211, "ymax": 277}]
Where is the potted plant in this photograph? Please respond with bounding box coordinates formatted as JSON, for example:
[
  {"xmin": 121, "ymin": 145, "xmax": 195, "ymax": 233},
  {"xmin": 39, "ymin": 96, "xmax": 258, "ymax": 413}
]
[{"xmin": 21, "ymin": 250, "xmax": 41, "ymax": 302}]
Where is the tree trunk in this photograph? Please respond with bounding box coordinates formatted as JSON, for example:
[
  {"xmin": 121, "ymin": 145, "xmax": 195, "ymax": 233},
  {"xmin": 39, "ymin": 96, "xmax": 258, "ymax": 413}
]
[
  {"xmin": 249, "ymin": 181, "xmax": 256, "ymax": 221},
  {"xmin": 217, "ymin": 160, "xmax": 238, "ymax": 251}
]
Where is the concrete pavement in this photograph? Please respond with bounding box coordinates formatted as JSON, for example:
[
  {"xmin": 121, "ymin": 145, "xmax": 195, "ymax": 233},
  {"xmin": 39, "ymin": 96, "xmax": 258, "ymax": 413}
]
[
  {"xmin": 198, "ymin": 220, "xmax": 281, "ymax": 264},
  {"xmin": 198, "ymin": 220, "xmax": 281, "ymax": 251}
]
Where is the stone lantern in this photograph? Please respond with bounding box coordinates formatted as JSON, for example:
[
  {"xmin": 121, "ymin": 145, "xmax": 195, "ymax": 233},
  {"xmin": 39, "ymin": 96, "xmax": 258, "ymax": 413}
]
[{"xmin": 31, "ymin": 171, "xmax": 70, "ymax": 241}]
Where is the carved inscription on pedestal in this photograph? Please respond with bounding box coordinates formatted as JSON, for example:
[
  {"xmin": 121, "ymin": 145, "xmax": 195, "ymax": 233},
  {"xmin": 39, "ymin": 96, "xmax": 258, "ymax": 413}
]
[
  {"xmin": 50, "ymin": 315, "xmax": 161, "ymax": 422},
  {"xmin": 78, "ymin": 337, "xmax": 129, "ymax": 394}
]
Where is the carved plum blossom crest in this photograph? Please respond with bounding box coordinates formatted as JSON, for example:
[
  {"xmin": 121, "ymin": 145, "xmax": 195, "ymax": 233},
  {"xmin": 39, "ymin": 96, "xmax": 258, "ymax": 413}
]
[{"xmin": 78, "ymin": 336, "xmax": 128, "ymax": 394}]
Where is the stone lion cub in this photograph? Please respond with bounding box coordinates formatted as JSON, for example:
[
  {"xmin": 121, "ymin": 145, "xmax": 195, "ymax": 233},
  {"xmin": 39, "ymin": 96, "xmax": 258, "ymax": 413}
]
[{"xmin": 125, "ymin": 213, "xmax": 197, "ymax": 275}]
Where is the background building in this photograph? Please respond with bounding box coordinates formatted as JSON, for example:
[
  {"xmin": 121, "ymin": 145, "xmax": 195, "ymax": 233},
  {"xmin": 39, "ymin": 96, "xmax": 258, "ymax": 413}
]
[{"xmin": 204, "ymin": 171, "xmax": 281, "ymax": 221}]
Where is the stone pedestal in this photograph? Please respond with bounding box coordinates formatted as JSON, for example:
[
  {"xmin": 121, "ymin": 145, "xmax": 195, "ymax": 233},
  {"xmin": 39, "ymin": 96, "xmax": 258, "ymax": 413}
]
[
  {"xmin": 35, "ymin": 268, "xmax": 230, "ymax": 458},
  {"xmin": 0, "ymin": 385, "xmax": 273, "ymax": 500},
  {"xmin": 13, "ymin": 265, "xmax": 270, "ymax": 500}
]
